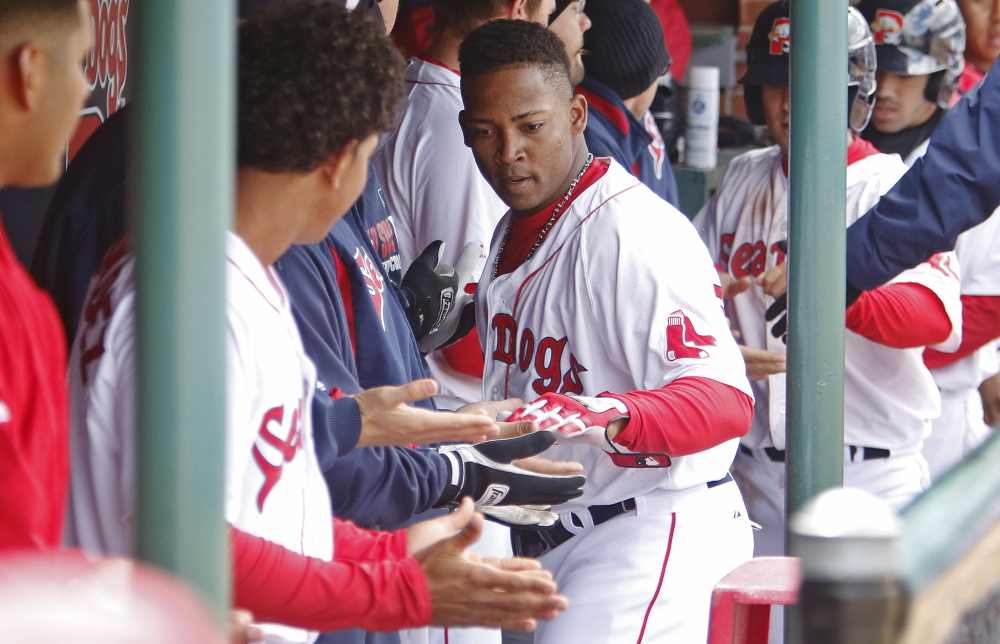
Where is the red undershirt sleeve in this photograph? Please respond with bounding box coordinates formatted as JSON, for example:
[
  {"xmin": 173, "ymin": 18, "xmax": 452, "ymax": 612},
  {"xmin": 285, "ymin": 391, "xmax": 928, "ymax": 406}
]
[
  {"xmin": 332, "ymin": 518, "xmax": 410, "ymax": 562},
  {"xmin": 845, "ymin": 283, "xmax": 952, "ymax": 349},
  {"xmin": 439, "ymin": 327, "xmax": 486, "ymax": 379},
  {"xmin": 231, "ymin": 527, "xmax": 431, "ymax": 633},
  {"xmin": 611, "ymin": 377, "xmax": 753, "ymax": 456},
  {"xmin": 924, "ymin": 294, "xmax": 1000, "ymax": 370}
]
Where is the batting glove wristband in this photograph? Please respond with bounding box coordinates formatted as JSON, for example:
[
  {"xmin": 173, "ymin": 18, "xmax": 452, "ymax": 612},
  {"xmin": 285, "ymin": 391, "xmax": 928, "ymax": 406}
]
[
  {"xmin": 505, "ymin": 393, "xmax": 672, "ymax": 468},
  {"xmin": 434, "ymin": 431, "xmax": 586, "ymax": 511},
  {"xmin": 400, "ymin": 240, "xmax": 479, "ymax": 354}
]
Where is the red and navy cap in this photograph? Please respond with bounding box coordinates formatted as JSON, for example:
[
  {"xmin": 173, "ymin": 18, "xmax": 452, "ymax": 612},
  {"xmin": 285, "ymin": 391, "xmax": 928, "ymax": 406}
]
[{"xmin": 740, "ymin": 0, "xmax": 791, "ymax": 87}]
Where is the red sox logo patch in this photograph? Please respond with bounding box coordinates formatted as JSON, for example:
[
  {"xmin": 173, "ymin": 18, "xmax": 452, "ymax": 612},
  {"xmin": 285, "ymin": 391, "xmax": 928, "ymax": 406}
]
[
  {"xmin": 769, "ymin": 18, "xmax": 791, "ymax": 55},
  {"xmin": 354, "ymin": 248, "xmax": 386, "ymax": 329},
  {"xmin": 871, "ymin": 9, "xmax": 904, "ymax": 45},
  {"xmin": 666, "ymin": 311, "xmax": 716, "ymax": 361}
]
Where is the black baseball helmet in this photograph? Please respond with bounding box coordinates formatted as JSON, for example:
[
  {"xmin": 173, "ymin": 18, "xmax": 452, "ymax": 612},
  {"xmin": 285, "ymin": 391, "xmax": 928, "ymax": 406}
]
[{"xmin": 740, "ymin": 1, "xmax": 877, "ymax": 131}]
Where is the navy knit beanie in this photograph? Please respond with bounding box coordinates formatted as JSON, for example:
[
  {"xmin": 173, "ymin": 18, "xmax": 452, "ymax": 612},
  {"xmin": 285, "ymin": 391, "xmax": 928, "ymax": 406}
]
[{"xmin": 582, "ymin": 0, "xmax": 672, "ymax": 99}]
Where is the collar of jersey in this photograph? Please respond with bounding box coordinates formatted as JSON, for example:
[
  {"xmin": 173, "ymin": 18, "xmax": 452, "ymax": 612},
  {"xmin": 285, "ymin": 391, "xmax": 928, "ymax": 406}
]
[{"xmin": 226, "ymin": 230, "xmax": 287, "ymax": 312}]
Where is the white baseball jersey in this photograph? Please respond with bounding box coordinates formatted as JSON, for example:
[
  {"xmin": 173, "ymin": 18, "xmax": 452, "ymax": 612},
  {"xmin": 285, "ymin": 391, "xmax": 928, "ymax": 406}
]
[
  {"xmin": 931, "ymin": 208, "xmax": 1000, "ymax": 394},
  {"xmin": 477, "ymin": 160, "xmax": 753, "ymax": 511},
  {"xmin": 694, "ymin": 144, "xmax": 962, "ymax": 452},
  {"xmin": 66, "ymin": 232, "xmax": 333, "ymax": 644},
  {"xmin": 373, "ymin": 58, "xmax": 508, "ymax": 408}
]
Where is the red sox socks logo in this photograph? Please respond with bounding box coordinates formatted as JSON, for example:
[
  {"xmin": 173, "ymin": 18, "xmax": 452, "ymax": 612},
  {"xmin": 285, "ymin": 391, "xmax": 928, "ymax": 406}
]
[
  {"xmin": 490, "ymin": 314, "xmax": 587, "ymax": 396},
  {"xmin": 252, "ymin": 400, "xmax": 304, "ymax": 512},
  {"xmin": 666, "ymin": 311, "xmax": 717, "ymax": 361},
  {"xmin": 367, "ymin": 216, "xmax": 402, "ymax": 275},
  {"xmin": 354, "ymin": 248, "xmax": 386, "ymax": 329},
  {"xmin": 871, "ymin": 9, "xmax": 904, "ymax": 45},
  {"xmin": 769, "ymin": 18, "xmax": 791, "ymax": 55},
  {"xmin": 643, "ymin": 112, "xmax": 666, "ymax": 180}
]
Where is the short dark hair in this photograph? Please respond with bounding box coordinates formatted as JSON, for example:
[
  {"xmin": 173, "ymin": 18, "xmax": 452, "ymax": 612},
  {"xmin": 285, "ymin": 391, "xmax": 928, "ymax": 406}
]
[
  {"xmin": 458, "ymin": 19, "xmax": 573, "ymax": 97},
  {"xmin": 0, "ymin": 0, "xmax": 81, "ymax": 32},
  {"xmin": 238, "ymin": 2, "xmax": 404, "ymax": 172},
  {"xmin": 432, "ymin": 0, "xmax": 544, "ymax": 36}
]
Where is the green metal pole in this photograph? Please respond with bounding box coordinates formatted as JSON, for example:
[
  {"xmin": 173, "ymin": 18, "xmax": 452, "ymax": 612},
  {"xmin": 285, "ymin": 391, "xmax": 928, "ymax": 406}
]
[
  {"xmin": 786, "ymin": 0, "xmax": 848, "ymax": 524},
  {"xmin": 130, "ymin": 0, "xmax": 235, "ymax": 618}
]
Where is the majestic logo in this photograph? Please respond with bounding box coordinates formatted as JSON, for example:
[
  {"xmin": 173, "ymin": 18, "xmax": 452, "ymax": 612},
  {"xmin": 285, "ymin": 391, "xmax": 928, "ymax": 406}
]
[
  {"xmin": 871, "ymin": 9, "xmax": 904, "ymax": 45},
  {"xmin": 769, "ymin": 18, "xmax": 791, "ymax": 55},
  {"xmin": 355, "ymin": 248, "xmax": 386, "ymax": 329}
]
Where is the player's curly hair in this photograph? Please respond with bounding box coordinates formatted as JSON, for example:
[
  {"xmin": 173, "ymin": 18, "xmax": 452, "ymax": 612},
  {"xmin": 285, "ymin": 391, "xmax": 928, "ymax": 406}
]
[
  {"xmin": 238, "ymin": 2, "xmax": 405, "ymax": 173},
  {"xmin": 458, "ymin": 19, "xmax": 573, "ymax": 96},
  {"xmin": 432, "ymin": 0, "xmax": 544, "ymax": 36}
]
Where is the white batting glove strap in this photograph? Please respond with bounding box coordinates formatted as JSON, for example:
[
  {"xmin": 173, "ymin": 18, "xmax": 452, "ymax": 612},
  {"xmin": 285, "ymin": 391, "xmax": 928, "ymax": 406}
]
[{"xmin": 481, "ymin": 505, "xmax": 559, "ymax": 529}]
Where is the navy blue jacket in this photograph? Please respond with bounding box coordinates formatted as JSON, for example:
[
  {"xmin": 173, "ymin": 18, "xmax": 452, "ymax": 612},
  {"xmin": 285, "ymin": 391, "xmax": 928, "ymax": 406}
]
[
  {"xmin": 31, "ymin": 105, "xmax": 128, "ymax": 344},
  {"xmin": 275, "ymin": 167, "xmax": 449, "ymax": 528},
  {"xmin": 846, "ymin": 56, "xmax": 1000, "ymax": 291},
  {"xmin": 577, "ymin": 76, "xmax": 680, "ymax": 208}
]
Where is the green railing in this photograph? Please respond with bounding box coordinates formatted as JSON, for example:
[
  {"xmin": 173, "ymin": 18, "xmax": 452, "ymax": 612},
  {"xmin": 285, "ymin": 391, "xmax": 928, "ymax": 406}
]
[{"xmin": 130, "ymin": 0, "xmax": 235, "ymax": 619}]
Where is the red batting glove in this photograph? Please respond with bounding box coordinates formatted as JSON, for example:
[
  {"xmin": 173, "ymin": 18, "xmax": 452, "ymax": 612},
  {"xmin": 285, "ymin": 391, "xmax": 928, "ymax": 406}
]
[
  {"xmin": 505, "ymin": 393, "xmax": 671, "ymax": 468},
  {"xmin": 504, "ymin": 393, "xmax": 629, "ymax": 446}
]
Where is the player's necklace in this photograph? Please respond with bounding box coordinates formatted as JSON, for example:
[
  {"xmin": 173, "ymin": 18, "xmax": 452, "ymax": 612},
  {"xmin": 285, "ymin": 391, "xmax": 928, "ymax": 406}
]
[{"xmin": 491, "ymin": 153, "xmax": 595, "ymax": 279}]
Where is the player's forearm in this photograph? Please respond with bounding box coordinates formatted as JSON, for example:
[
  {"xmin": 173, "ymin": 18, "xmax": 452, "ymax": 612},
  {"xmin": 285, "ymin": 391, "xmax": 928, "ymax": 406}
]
[
  {"xmin": 231, "ymin": 527, "xmax": 431, "ymax": 632},
  {"xmin": 846, "ymin": 60, "xmax": 1000, "ymax": 292},
  {"xmin": 326, "ymin": 445, "xmax": 450, "ymax": 528},
  {"xmin": 845, "ymin": 283, "xmax": 951, "ymax": 349},
  {"xmin": 612, "ymin": 377, "xmax": 753, "ymax": 456},
  {"xmin": 333, "ymin": 517, "xmax": 410, "ymax": 562},
  {"xmin": 924, "ymin": 295, "xmax": 1000, "ymax": 369}
]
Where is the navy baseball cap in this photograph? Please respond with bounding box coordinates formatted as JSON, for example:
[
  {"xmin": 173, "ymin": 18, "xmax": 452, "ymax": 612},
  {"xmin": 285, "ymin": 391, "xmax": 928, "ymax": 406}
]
[{"xmin": 739, "ymin": 0, "xmax": 791, "ymax": 87}]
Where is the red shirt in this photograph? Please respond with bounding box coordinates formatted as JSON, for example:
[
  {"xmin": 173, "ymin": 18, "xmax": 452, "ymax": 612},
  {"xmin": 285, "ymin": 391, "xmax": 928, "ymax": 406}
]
[{"xmin": 0, "ymin": 220, "xmax": 69, "ymax": 550}]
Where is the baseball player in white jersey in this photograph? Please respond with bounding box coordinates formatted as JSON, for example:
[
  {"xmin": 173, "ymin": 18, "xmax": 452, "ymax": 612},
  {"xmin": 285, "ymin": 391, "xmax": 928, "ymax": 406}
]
[
  {"xmin": 694, "ymin": 2, "xmax": 962, "ymax": 567},
  {"xmin": 923, "ymin": 212, "xmax": 1000, "ymax": 477},
  {"xmin": 458, "ymin": 20, "xmax": 756, "ymax": 642},
  {"xmin": 66, "ymin": 6, "xmax": 573, "ymax": 641},
  {"xmin": 373, "ymin": 0, "xmax": 555, "ymax": 410},
  {"xmin": 848, "ymin": 1, "xmax": 1000, "ymax": 476}
]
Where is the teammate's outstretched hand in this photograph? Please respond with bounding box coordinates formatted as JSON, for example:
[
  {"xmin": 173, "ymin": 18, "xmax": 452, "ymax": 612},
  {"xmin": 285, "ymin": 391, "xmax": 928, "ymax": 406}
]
[
  {"xmin": 412, "ymin": 499, "xmax": 568, "ymax": 631},
  {"xmin": 458, "ymin": 398, "xmax": 540, "ymax": 440},
  {"xmin": 354, "ymin": 379, "xmax": 499, "ymax": 446},
  {"xmin": 739, "ymin": 345, "xmax": 787, "ymax": 380}
]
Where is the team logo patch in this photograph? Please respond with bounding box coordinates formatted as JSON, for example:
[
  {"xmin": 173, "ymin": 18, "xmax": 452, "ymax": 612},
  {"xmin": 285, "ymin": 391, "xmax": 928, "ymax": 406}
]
[
  {"xmin": 477, "ymin": 484, "xmax": 511, "ymax": 506},
  {"xmin": 871, "ymin": 9, "xmax": 904, "ymax": 45},
  {"xmin": 643, "ymin": 112, "xmax": 665, "ymax": 180},
  {"xmin": 666, "ymin": 310, "xmax": 717, "ymax": 361},
  {"xmin": 354, "ymin": 248, "xmax": 386, "ymax": 330},
  {"xmin": 769, "ymin": 18, "xmax": 791, "ymax": 55}
]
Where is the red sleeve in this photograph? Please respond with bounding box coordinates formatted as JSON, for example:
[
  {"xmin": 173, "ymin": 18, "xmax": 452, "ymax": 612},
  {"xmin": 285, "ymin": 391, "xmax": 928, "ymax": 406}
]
[
  {"xmin": 333, "ymin": 518, "xmax": 410, "ymax": 562},
  {"xmin": 924, "ymin": 295, "xmax": 1000, "ymax": 370},
  {"xmin": 439, "ymin": 327, "xmax": 485, "ymax": 379},
  {"xmin": 845, "ymin": 283, "xmax": 952, "ymax": 349},
  {"xmin": 612, "ymin": 377, "xmax": 753, "ymax": 456},
  {"xmin": 231, "ymin": 528, "xmax": 431, "ymax": 632}
]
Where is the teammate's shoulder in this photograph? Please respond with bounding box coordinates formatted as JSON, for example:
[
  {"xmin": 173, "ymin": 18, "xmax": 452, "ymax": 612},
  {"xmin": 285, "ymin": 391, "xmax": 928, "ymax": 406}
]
[
  {"xmin": 725, "ymin": 145, "xmax": 782, "ymax": 173},
  {"xmin": 848, "ymin": 151, "xmax": 908, "ymax": 187},
  {"xmin": 583, "ymin": 159, "xmax": 693, "ymax": 231}
]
